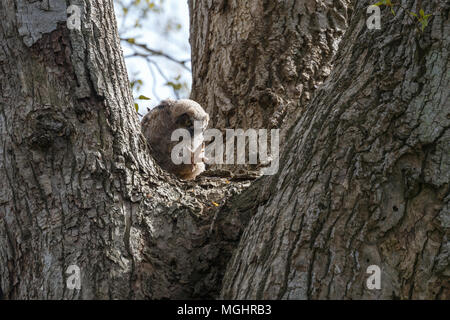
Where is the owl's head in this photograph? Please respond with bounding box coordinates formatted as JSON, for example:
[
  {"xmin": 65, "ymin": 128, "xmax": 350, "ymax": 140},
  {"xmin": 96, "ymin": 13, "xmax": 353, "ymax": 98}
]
[
  {"xmin": 141, "ymin": 99, "xmax": 209, "ymax": 180},
  {"xmin": 167, "ymin": 99, "xmax": 209, "ymax": 135}
]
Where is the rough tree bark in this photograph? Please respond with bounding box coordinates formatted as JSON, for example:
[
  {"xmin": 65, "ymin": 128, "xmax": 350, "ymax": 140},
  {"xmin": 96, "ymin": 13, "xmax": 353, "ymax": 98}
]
[
  {"xmin": 0, "ymin": 0, "xmax": 448, "ymax": 300},
  {"xmin": 220, "ymin": 0, "xmax": 449, "ymax": 299},
  {"xmin": 0, "ymin": 0, "xmax": 162, "ymax": 299},
  {"xmin": 0, "ymin": 0, "xmax": 245, "ymax": 299},
  {"xmin": 189, "ymin": 0, "xmax": 352, "ymax": 143}
]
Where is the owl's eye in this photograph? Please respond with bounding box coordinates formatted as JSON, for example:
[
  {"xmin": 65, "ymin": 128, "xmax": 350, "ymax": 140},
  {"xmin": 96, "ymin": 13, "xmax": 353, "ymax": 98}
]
[
  {"xmin": 184, "ymin": 118, "xmax": 193, "ymax": 127},
  {"xmin": 176, "ymin": 113, "xmax": 192, "ymax": 127}
]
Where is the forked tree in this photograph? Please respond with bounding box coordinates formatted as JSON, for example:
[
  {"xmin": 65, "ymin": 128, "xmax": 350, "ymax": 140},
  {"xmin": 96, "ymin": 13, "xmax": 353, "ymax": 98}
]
[{"xmin": 0, "ymin": 0, "xmax": 448, "ymax": 299}]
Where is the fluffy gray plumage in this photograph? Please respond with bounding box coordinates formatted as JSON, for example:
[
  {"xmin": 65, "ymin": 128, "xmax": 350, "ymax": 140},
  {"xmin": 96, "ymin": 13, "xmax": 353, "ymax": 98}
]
[{"xmin": 141, "ymin": 99, "xmax": 209, "ymax": 180}]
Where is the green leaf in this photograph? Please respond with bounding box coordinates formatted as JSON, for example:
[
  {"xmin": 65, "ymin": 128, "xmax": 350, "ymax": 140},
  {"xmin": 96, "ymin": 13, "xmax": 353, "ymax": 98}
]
[
  {"xmin": 126, "ymin": 38, "xmax": 136, "ymax": 44},
  {"xmin": 421, "ymin": 19, "xmax": 428, "ymax": 31},
  {"xmin": 165, "ymin": 81, "xmax": 182, "ymax": 91},
  {"xmin": 137, "ymin": 95, "xmax": 151, "ymax": 100},
  {"xmin": 409, "ymin": 11, "xmax": 417, "ymax": 18},
  {"xmin": 134, "ymin": 103, "xmax": 139, "ymax": 112},
  {"xmin": 130, "ymin": 79, "xmax": 143, "ymax": 89},
  {"xmin": 134, "ymin": 19, "xmax": 142, "ymax": 28},
  {"xmin": 419, "ymin": 9, "xmax": 425, "ymax": 17}
]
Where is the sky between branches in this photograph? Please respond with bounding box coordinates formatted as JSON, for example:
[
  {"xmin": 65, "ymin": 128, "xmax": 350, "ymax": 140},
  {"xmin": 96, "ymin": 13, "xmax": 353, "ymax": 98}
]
[{"xmin": 115, "ymin": 0, "xmax": 191, "ymax": 114}]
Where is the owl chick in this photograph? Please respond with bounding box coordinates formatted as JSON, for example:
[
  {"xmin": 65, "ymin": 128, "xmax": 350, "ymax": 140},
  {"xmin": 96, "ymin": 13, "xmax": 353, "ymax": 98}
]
[{"xmin": 141, "ymin": 99, "xmax": 209, "ymax": 180}]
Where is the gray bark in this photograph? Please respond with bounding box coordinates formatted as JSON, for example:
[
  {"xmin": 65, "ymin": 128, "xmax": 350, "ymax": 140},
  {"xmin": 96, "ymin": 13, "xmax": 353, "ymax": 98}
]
[
  {"xmin": 189, "ymin": 0, "xmax": 352, "ymax": 145},
  {"xmin": 0, "ymin": 0, "xmax": 448, "ymax": 301},
  {"xmin": 0, "ymin": 0, "xmax": 158, "ymax": 299},
  {"xmin": 221, "ymin": 0, "xmax": 449, "ymax": 299},
  {"xmin": 0, "ymin": 0, "xmax": 245, "ymax": 299}
]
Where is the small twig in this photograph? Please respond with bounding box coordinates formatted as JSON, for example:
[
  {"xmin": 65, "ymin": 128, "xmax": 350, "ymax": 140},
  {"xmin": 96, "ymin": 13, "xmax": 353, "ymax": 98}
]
[
  {"xmin": 121, "ymin": 38, "xmax": 191, "ymax": 71},
  {"xmin": 146, "ymin": 60, "xmax": 162, "ymax": 101},
  {"xmin": 208, "ymin": 209, "xmax": 220, "ymax": 236},
  {"xmin": 147, "ymin": 59, "xmax": 181, "ymax": 99},
  {"xmin": 400, "ymin": 5, "xmax": 423, "ymax": 33}
]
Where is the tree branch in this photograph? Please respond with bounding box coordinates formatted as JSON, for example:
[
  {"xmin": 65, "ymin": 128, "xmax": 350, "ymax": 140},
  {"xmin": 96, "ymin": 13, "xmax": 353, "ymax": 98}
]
[{"xmin": 121, "ymin": 38, "xmax": 191, "ymax": 71}]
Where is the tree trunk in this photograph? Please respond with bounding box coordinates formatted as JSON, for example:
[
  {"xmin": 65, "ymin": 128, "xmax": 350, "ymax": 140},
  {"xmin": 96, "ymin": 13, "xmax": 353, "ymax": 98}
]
[
  {"xmin": 220, "ymin": 0, "xmax": 449, "ymax": 299},
  {"xmin": 0, "ymin": 0, "xmax": 241, "ymax": 300},
  {"xmin": 1, "ymin": 0, "xmax": 448, "ymax": 300},
  {"xmin": 0, "ymin": 0, "xmax": 156, "ymax": 299},
  {"xmin": 189, "ymin": 0, "xmax": 352, "ymax": 143}
]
